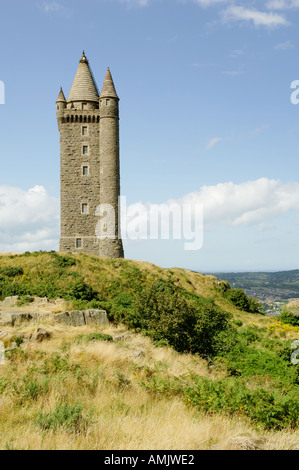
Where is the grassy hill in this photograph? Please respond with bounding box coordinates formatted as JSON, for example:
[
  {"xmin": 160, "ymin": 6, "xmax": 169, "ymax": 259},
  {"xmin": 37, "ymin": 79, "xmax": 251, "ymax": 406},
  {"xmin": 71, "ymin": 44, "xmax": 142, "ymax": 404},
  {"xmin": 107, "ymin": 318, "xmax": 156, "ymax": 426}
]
[{"xmin": 0, "ymin": 251, "xmax": 299, "ymax": 450}]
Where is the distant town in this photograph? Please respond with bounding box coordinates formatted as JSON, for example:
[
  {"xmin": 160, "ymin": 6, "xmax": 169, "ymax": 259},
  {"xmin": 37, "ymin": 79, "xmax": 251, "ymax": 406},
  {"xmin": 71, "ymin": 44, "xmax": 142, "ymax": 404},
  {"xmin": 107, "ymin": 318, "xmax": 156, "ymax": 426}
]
[{"xmin": 209, "ymin": 270, "xmax": 299, "ymax": 316}]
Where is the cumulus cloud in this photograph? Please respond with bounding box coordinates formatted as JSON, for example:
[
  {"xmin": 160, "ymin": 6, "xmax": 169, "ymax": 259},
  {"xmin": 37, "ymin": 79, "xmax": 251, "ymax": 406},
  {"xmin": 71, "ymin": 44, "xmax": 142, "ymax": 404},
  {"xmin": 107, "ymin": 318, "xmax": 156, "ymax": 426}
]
[
  {"xmin": 123, "ymin": 178, "xmax": 299, "ymax": 237},
  {"xmin": 173, "ymin": 178, "xmax": 299, "ymax": 227},
  {"xmin": 1, "ymin": 179, "xmax": 299, "ymax": 252},
  {"xmin": 0, "ymin": 185, "xmax": 59, "ymax": 252}
]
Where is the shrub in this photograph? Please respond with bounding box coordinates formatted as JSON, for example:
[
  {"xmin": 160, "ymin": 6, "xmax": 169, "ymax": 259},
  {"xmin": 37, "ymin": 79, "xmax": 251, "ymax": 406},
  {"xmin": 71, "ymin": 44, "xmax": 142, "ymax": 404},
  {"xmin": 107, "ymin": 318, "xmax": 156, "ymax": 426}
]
[
  {"xmin": 50, "ymin": 252, "xmax": 76, "ymax": 268},
  {"xmin": 280, "ymin": 308, "xmax": 299, "ymax": 327},
  {"xmin": 184, "ymin": 377, "xmax": 299, "ymax": 430},
  {"xmin": 75, "ymin": 333, "xmax": 113, "ymax": 344},
  {"xmin": 0, "ymin": 266, "xmax": 23, "ymax": 277},
  {"xmin": 133, "ymin": 280, "xmax": 230, "ymax": 358},
  {"xmin": 225, "ymin": 288, "xmax": 263, "ymax": 314},
  {"xmin": 67, "ymin": 280, "xmax": 97, "ymax": 302},
  {"xmin": 35, "ymin": 402, "xmax": 93, "ymax": 433}
]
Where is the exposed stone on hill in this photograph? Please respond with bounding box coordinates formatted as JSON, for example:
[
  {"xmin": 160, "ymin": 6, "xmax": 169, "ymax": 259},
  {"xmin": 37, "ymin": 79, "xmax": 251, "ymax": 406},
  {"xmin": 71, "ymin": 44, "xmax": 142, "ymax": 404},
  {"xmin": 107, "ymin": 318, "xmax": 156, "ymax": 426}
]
[
  {"xmin": 0, "ymin": 308, "xmax": 109, "ymax": 328},
  {"xmin": 54, "ymin": 310, "xmax": 109, "ymax": 327},
  {"xmin": 212, "ymin": 435, "xmax": 264, "ymax": 451},
  {"xmin": 0, "ymin": 296, "xmax": 19, "ymax": 308},
  {"xmin": 29, "ymin": 328, "xmax": 50, "ymax": 342},
  {"xmin": 113, "ymin": 334, "xmax": 135, "ymax": 342},
  {"xmin": 0, "ymin": 312, "xmax": 34, "ymax": 327}
]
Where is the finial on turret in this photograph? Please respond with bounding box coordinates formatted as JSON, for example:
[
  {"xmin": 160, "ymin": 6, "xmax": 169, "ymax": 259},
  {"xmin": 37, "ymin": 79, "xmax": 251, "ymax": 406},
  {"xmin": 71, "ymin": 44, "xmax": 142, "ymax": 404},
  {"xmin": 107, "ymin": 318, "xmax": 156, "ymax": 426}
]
[{"xmin": 80, "ymin": 51, "xmax": 88, "ymax": 64}]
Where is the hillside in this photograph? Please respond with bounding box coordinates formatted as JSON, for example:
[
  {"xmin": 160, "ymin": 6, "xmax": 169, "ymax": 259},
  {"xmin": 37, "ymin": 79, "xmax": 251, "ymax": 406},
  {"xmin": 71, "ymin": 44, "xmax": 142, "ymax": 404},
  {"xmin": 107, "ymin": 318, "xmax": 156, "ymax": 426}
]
[{"xmin": 0, "ymin": 251, "xmax": 299, "ymax": 450}]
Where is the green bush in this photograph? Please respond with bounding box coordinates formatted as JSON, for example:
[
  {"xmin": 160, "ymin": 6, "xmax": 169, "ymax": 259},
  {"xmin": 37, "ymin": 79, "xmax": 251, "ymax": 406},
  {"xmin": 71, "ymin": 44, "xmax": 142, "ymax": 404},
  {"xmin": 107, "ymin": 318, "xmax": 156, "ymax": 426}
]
[
  {"xmin": 280, "ymin": 308, "xmax": 299, "ymax": 327},
  {"xmin": 35, "ymin": 402, "xmax": 93, "ymax": 433},
  {"xmin": 133, "ymin": 280, "xmax": 230, "ymax": 358},
  {"xmin": 67, "ymin": 280, "xmax": 97, "ymax": 301},
  {"xmin": 225, "ymin": 288, "xmax": 263, "ymax": 314},
  {"xmin": 184, "ymin": 377, "xmax": 299, "ymax": 430},
  {"xmin": 75, "ymin": 333, "xmax": 113, "ymax": 344},
  {"xmin": 0, "ymin": 266, "xmax": 23, "ymax": 277}
]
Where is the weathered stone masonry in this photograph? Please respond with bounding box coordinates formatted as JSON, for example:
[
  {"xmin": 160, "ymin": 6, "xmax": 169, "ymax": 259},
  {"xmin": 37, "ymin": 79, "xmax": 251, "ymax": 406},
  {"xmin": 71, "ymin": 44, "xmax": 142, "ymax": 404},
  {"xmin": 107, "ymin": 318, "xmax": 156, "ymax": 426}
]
[{"xmin": 56, "ymin": 52, "xmax": 124, "ymax": 258}]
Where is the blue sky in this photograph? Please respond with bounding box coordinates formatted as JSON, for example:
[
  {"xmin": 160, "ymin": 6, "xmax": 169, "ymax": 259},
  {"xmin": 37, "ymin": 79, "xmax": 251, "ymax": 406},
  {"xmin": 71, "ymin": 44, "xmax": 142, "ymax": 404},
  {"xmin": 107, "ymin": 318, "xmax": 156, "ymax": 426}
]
[{"xmin": 0, "ymin": 0, "xmax": 299, "ymax": 272}]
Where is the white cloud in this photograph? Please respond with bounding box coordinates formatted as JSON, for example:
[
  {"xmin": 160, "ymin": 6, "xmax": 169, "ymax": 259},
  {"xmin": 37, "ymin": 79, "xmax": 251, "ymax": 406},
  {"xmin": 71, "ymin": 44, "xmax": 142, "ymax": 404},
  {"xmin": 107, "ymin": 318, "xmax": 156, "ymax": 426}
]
[
  {"xmin": 267, "ymin": 0, "xmax": 299, "ymax": 9},
  {"xmin": 38, "ymin": 1, "xmax": 72, "ymax": 18},
  {"xmin": 228, "ymin": 49, "xmax": 244, "ymax": 58},
  {"xmin": 120, "ymin": 0, "xmax": 149, "ymax": 6},
  {"xmin": 223, "ymin": 5, "xmax": 289, "ymax": 28},
  {"xmin": 0, "ymin": 185, "xmax": 59, "ymax": 252},
  {"xmin": 222, "ymin": 69, "xmax": 244, "ymax": 76},
  {"xmin": 274, "ymin": 40, "xmax": 294, "ymax": 50},
  {"xmin": 177, "ymin": 178, "xmax": 299, "ymax": 227},
  {"xmin": 122, "ymin": 178, "xmax": 299, "ymax": 243},
  {"xmin": 205, "ymin": 137, "xmax": 222, "ymax": 150},
  {"xmin": 42, "ymin": 1, "xmax": 63, "ymax": 12},
  {"xmin": 2, "ymin": 179, "xmax": 299, "ymax": 253},
  {"xmin": 193, "ymin": 0, "xmax": 229, "ymax": 6}
]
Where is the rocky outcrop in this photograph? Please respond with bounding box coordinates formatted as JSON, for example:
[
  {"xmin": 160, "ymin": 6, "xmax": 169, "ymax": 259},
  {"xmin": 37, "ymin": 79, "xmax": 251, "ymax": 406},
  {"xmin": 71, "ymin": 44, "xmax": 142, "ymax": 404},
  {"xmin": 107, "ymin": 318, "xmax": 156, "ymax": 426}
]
[
  {"xmin": 0, "ymin": 309, "xmax": 109, "ymax": 327},
  {"xmin": 54, "ymin": 309, "xmax": 109, "ymax": 327},
  {"xmin": 0, "ymin": 312, "xmax": 34, "ymax": 327}
]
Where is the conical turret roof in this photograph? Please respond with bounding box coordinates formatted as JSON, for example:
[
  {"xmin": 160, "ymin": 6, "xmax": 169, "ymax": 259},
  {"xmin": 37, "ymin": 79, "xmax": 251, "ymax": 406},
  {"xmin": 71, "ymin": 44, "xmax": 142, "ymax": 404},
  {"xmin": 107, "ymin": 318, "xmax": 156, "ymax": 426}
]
[
  {"xmin": 67, "ymin": 52, "xmax": 99, "ymax": 103},
  {"xmin": 100, "ymin": 68, "xmax": 119, "ymax": 100},
  {"xmin": 56, "ymin": 87, "xmax": 66, "ymax": 103}
]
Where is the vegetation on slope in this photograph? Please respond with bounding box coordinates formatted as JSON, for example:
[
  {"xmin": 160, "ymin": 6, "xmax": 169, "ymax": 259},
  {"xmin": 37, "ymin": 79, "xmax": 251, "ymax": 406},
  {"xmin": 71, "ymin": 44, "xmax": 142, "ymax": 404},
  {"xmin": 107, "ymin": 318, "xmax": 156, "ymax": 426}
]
[
  {"xmin": 0, "ymin": 323, "xmax": 299, "ymax": 450},
  {"xmin": 0, "ymin": 251, "xmax": 299, "ymax": 444}
]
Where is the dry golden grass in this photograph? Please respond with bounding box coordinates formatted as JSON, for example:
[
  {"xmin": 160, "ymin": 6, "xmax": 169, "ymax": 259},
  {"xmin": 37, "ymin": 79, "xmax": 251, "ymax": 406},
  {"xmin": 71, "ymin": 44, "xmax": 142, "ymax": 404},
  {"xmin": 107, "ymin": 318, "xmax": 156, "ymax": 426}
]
[{"xmin": 0, "ymin": 322, "xmax": 298, "ymax": 450}]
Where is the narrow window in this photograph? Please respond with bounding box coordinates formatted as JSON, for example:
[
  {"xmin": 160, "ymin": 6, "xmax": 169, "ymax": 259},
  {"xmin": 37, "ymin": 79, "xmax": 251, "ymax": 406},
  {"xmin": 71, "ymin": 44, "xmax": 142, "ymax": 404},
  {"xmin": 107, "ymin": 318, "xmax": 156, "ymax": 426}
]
[
  {"xmin": 106, "ymin": 99, "xmax": 110, "ymax": 106},
  {"xmin": 82, "ymin": 166, "xmax": 89, "ymax": 176},
  {"xmin": 76, "ymin": 238, "xmax": 82, "ymax": 248},
  {"xmin": 82, "ymin": 145, "xmax": 88, "ymax": 155},
  {"xmin": 82, "ymin": 126, "xmax": 88, "ymax": 136},
  {"xmin": 81, "ymin": 203, "xmax": 88, "ymax": 214}
]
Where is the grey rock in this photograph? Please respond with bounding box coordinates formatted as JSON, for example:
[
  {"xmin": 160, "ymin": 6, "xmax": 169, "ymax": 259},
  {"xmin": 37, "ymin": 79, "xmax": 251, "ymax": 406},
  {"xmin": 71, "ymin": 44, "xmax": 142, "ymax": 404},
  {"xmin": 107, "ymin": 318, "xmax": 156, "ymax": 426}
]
[
  {"xmin": 84, "ymin": 309, "xmax": 109, "ymax": 326},
  {"xmin": 113, "ymin": 333, "xmax": 135, "ymax": 342},
  {"xmin": 69, "ymin": 310, "xmax": 85, "ymax": 327},
  {"xmin": 0, "ymin": 296, "xmax": 19, "ymax": 308},
  {"xmin": 54, "ymin": 312, "xmax": 72, "ymax": 326},
  {"xmin": 0, "ymin": 312, "xmax": 33, "ymax": 327},
  {"xmin": 132, "ymin": 349, "xmax": 145, "ymax": 358},
  {"xmin": 30, "ymin": 328, "xmax": 50, "ymax": 342}
]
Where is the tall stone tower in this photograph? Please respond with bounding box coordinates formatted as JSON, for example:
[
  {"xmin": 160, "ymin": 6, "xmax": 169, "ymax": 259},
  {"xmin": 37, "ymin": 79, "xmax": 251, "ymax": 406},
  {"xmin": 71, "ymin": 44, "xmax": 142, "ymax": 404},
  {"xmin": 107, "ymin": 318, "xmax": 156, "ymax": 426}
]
[{"xmin": 56, "ymin": 52, "xmax": 124, "ymax": 258}]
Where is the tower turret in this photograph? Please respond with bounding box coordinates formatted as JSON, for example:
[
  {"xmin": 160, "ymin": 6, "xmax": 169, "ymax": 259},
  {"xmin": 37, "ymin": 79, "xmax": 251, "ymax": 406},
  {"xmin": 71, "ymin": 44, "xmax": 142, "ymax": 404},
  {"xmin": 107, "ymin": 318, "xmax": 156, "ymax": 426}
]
[
  {"xmin": 67, "ymin": 51, "xmax": 99, "ymax": 111},
  {"xmin": 56, "ymin": 87, "xmax": 66, "ymax": 131},
  {"xmin": 99, "ymin": 68, "xmax": 124, "ymax": 258}
]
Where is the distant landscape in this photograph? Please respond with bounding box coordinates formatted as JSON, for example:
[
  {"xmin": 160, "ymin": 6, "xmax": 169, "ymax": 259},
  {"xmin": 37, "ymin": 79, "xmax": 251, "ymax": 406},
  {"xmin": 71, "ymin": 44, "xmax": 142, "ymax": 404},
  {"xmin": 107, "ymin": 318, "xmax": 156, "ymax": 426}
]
[{"xmin": 209, "ymin": 270, "xmax": 299, "ymax": 316}]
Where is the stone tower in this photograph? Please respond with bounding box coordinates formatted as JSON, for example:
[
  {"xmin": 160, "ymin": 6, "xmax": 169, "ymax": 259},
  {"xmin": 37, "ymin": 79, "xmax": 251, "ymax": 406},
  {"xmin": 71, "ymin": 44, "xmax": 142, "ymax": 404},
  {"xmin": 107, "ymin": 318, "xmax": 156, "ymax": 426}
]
[{"xmin": 56, "ymin": 52, "xmax": 124, "ymax": 258}]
